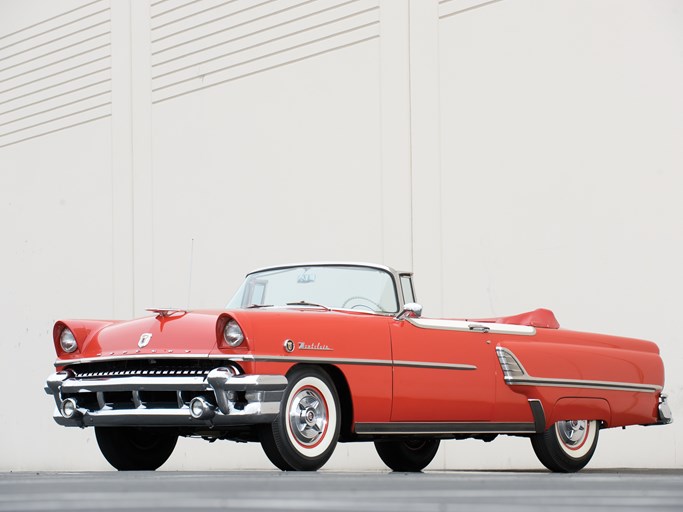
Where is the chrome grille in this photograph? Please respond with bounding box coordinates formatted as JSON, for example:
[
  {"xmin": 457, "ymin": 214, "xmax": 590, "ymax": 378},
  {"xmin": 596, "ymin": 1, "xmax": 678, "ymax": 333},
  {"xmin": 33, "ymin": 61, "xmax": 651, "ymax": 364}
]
[
  {"xmin": 65, "ymin": 358, "xmax": 238, "ymax": 379},
  {"xmin": 75, "ymin": 368, "xmax": 210, "ymax": 378}
]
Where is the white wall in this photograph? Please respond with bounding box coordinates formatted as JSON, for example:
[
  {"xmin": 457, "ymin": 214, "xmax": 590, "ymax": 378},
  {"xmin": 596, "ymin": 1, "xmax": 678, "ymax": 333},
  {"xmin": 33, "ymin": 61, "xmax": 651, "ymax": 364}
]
[{"xmin": 0, "ymin": 0, "xmax": 681, "ymax": 471}]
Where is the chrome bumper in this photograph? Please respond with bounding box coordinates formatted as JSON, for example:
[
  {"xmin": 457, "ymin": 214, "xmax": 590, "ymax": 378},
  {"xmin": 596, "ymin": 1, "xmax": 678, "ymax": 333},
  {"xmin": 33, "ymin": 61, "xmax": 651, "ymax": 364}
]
[
  {"xmin": 45, "ymin": 368, "xmax": 287, "ymax": 428},
  {"xmin": 658, "ymin": 394, "xmax": 673, "ymax": 425}
]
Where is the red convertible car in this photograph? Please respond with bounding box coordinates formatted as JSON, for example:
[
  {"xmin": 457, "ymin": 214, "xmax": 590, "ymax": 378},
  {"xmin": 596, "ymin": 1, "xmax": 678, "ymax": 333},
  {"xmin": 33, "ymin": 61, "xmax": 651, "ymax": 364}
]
[{"xmin": 45, "ymin": 262, "xmax": 671, "ymax": 472}]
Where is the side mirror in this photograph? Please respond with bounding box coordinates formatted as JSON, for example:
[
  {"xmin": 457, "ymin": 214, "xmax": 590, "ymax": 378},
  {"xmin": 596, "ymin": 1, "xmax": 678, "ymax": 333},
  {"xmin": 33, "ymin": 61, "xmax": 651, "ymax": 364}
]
[{"xmin": 395, "ymin": 302, "xmax": 423, "ymax": 321}]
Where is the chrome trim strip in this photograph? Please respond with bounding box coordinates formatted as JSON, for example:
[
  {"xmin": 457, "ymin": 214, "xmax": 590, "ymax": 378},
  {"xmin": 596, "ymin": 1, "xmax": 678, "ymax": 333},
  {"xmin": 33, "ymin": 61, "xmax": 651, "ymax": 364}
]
[
  {"xmin": 393, "ymin": 360, "xmax": 476, "ymax": 371},
  {"xmin": 245, "ymin": 355, "xmax": 476, "ymax": 371},
  {"xmin": 407, "ymin": 318, "xmax": 536, "ymax": 336},
  {"xmin": 354, "ymin": 422, "xmax": 537, "ymax": 435},
  {"xmin": 497, "ymin": 347, "xmax": 662, "ymax": 393},
  {"xmin": 56, "ymin": 354, "xmax": 476, "ymax": 371},
  {"xmin": 506, "ymin": 376, "xmax": 662, "ymax": 393}
]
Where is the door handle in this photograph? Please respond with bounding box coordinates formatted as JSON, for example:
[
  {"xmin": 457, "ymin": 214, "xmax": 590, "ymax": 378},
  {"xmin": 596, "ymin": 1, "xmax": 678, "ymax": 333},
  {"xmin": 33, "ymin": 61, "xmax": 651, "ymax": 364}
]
[{"xmin": 468, "ymin": 323, "xmax": 490, "ymax": 333}]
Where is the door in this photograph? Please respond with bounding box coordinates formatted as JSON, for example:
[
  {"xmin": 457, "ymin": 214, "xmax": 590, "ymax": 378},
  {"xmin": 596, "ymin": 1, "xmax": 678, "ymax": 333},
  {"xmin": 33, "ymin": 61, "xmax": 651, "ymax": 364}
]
[{"xmin": 390, "ymin": 318, "xmax": 497, "ymax": 422}]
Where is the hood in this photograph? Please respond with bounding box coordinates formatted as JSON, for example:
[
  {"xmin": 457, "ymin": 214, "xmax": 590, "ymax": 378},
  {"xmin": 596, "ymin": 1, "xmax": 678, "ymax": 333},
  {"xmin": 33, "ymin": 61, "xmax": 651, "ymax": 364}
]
[{"xmin": 55, "ymin": 310, "xmax": 232, "ymax": 363}]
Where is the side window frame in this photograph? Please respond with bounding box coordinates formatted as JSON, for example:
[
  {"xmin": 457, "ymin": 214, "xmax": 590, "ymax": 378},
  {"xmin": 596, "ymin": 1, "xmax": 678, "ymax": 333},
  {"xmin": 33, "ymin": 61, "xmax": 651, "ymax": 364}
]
[{"xmin": 399, "ymin": 274, "xmax": 416, "ymax": 305}]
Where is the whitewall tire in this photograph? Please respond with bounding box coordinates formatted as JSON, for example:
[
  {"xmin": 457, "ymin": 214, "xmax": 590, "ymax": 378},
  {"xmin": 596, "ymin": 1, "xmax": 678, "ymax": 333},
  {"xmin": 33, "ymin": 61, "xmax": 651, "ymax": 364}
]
[
  {"xmin": 531, "ymin": 419, "xmax": 599, "ymax": 472},
  {"xmin": 260, "ymin": 367, "xmax": 340, "ymax": 471}
]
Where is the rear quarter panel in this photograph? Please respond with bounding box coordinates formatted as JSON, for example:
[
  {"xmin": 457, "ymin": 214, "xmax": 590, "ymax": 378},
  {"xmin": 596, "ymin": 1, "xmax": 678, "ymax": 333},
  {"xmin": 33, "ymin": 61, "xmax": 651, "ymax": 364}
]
[{"xmin": 498, "ymin": 329, "xmax": 664, "ymax": 427}]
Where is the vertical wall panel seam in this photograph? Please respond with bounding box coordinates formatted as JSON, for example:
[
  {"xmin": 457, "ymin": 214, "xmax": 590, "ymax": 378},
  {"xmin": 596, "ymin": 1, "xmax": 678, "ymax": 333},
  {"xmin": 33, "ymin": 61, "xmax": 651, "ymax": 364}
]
[
  {"xmin": 435, "ymin": 7, "xmax": 444, "ymax": 316},
  {"xmin": 407, "ymin": 0, "xmax": 414, "ymax": 272},
  {"xmin": 128, "ymin": 0, "xmax": 136, "ymax": 314}
]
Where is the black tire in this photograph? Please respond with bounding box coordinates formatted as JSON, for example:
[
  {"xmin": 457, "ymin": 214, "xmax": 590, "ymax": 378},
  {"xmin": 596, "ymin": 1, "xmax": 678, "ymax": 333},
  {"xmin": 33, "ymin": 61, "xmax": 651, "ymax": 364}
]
[
  {"xmin": 531, "ymin": 419, "xmax": 599, "ymax": 473},
  {"xmin": 374, "ymin": 439, "xmax": 440, "ymax": 472},
  {"xmin": 259, "ymin": 366, "xmax": 340, "ymax": 471},
  {"xmin": 95, "ymin": 427, "xmax": 178, "ymax": 471}
]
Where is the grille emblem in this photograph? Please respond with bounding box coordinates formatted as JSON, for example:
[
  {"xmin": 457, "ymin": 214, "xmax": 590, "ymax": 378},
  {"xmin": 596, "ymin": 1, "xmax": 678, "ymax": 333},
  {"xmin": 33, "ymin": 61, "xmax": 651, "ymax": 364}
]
[{"xmin": 138, "ymin": 333, "xmax": 152, "ymax": 348}]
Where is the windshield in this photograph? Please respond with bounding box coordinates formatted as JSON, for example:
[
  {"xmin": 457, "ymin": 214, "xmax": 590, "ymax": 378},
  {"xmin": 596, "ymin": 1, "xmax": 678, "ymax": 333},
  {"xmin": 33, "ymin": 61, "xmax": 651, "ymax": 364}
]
[{"xmin": 227, "ymin": 265, "xmax": 399, "ymax": 314}]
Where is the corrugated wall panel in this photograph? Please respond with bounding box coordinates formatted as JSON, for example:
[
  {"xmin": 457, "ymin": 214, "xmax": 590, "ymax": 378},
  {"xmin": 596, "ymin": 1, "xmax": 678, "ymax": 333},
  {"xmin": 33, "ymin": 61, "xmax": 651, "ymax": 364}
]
[
  {"xmin": 0, "ymin": 0, "xmax": 111, "ymax": 148},
  {"xmin": 150, "ymin": 0, "xmax": 379, "ymax": 103},
  {"xmin": 438, "ymin": 0, "xmax": 502, "ymax": 19}
]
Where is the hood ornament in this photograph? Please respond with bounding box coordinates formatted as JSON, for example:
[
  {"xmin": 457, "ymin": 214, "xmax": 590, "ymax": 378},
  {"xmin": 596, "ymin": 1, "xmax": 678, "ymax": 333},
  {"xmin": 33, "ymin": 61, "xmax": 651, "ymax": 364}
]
[
  {"xmin": 138, "ymin": 333, "xmax": 152, "ymax": 348},
  {"xmin": 147, "ymin": 308, "xmax": 187, "ymax": 318}
]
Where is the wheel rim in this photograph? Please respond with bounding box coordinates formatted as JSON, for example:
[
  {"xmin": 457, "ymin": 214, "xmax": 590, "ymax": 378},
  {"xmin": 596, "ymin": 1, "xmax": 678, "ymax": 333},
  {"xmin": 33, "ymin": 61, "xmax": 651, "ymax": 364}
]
[
  {"xmin": 554, "ymin": 419, "xmax": 597, "ymax": 459},
  {"xmin": 288, "ymin": 386, "xmax": 328, "ymax": 448},
  {"xmin": 556, "ymin": 420, "xmax": 588, "ymax": 449}
]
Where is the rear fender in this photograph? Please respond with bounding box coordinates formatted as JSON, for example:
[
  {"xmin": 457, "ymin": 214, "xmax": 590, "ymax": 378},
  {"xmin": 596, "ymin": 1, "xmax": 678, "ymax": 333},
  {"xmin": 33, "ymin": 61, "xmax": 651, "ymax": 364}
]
[{"xmin": 548, "ymin": 397, "xmax": 612, "ymax": 427}]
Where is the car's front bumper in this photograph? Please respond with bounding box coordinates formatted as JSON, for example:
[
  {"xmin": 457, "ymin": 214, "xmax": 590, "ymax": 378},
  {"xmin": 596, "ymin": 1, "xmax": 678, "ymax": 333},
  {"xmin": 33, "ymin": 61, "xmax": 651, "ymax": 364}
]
[{"xmin": 45, "ymin": 367, "xmax": 287, "ymax": 428}]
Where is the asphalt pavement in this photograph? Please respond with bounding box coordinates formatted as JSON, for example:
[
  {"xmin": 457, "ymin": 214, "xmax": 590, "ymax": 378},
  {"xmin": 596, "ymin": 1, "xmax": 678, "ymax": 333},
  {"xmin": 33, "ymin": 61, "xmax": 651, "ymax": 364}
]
[{"xmin": 1, "ymin": 469, "xmax": 682, "ymax": 512}]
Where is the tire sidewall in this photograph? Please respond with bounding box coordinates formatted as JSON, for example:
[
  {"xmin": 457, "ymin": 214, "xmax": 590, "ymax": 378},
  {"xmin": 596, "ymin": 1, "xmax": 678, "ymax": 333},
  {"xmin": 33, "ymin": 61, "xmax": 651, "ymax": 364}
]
[
  {"xmin": 375, "ymin": 439, "xmax": 441, "ymax": 472},
  {"xmin": 554, "ymin": 420, "xmax": 597, "ymax": 460},
  {"xmin": 274, "ymin": 367, "xmax": 341, "ymax": 469},
  {"xmin": 534, "ymin": 419, "xmax": 599, "ymax": 472},
  {"xmin": 95, "ymin": 427, "xmax": 178, "ymax": 471}
]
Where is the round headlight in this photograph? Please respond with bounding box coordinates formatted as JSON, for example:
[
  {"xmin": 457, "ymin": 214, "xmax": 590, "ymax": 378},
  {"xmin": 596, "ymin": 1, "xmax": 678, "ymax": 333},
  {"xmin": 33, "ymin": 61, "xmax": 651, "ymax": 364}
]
[
  {"xmin": 60, "ymin": 328, "xmax": 78, "ymax": 353},
  {"xmin": 223, "ymin": 320, "xmax": 244, "ymax": 347},
  {"xmin": 61, "ymin": 398, "xmax": 78, "ymax": 418}
]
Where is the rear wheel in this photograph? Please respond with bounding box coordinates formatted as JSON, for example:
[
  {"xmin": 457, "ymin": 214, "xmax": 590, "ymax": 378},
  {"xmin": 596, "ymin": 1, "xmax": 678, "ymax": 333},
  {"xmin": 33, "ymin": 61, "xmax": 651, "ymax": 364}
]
[
  {"xmin": 374, "ymin": 439, "xmax": 440, "ymax": 472},
  {"xmin": 531, "ymin": 419, "xmax": 599, "ymax": 472},
  {"xmin": 95, "ymin": 427, "xmax": 178, "ymax": 471},
  {"xmin": 260, "ymin": 367, "xmax": 340, "ymax": 471}
]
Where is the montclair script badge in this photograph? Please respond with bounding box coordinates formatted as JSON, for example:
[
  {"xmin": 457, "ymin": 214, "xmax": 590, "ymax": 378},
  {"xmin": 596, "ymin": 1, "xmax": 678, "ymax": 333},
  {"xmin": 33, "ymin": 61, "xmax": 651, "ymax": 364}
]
[
  {"xmin": 138, "ymin": 333, "xmax": 152, "ymax": 348},
  {"xmin": 283, "ymin": 338, "xmax": 332, "ymax": 352}
]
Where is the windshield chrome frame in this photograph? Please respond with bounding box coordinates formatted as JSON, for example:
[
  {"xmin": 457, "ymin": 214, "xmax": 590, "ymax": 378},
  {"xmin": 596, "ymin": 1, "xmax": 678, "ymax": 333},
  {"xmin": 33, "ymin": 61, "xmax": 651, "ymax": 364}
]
[{"xmin": 239, "ymin": 262, "xmax": 413, "ymax": 315}]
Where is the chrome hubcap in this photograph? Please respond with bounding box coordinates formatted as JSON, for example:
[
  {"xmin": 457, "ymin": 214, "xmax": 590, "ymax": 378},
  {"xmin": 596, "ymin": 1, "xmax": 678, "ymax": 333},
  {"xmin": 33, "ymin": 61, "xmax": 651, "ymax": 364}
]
[
  {"xmin": 289, "ymin": 388, "xmax": 327, "ymax": 446},
  {"xmin": 557, "ymin": 420, "xmax": 588, "ymax": 447}
]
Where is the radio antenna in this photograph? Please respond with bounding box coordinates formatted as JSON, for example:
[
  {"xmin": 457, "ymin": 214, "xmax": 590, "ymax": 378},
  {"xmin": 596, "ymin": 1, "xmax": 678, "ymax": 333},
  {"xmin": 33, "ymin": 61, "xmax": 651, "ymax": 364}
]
[{"xmin": 187, "ymin": 238, "xmax": 195, "ymax": 309}]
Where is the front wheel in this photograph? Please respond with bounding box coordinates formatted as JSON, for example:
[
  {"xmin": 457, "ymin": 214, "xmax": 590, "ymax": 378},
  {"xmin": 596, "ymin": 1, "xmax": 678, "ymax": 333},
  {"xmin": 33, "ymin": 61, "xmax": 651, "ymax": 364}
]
[
  {"xmin": 95, "ymin": 427, "xmax": 178, "ymax": 471},
  {"xmin": 259, "ymin": 367, "xmax": 340, "ymax": 471},
  {"xmin": 531, "ymin": 419, "xmax": 599, "ymax": 472},
  {"xmin": 375, "ymin": 439, "xmax": 440, "ymax": 472}
]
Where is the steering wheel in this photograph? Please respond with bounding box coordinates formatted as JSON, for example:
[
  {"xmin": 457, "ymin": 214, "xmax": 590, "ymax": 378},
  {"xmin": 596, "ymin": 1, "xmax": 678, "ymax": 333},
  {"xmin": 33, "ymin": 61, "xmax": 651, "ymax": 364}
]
[{"xmin": 342, "ymin": 296, "xmax": 383, "ymax": 312}]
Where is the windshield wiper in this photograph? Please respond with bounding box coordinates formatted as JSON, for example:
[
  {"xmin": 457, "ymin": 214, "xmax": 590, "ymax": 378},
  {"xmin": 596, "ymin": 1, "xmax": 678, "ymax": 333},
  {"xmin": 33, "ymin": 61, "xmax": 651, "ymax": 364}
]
[
  {"xmin": 286, "ymin": 301, "xmax": 331, "ymax": 311},
  {"xmin": 246, "ymin": 304, "xmax": 273, "ymax": 309}
]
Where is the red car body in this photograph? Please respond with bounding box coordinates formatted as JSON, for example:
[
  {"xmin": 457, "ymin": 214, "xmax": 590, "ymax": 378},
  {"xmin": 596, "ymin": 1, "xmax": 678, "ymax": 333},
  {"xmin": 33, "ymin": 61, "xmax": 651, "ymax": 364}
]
[{"xmin": 46, "ymin": 262, "xmax": 671, "ymax": 472}]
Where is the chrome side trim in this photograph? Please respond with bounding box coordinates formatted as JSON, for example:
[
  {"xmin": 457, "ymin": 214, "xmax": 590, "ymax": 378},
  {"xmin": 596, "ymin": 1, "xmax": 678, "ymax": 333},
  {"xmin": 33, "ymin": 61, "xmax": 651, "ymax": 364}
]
[
  {"xmin": 497, "ymin": 347, "xmax": 662, "ymax": 393},
  {"xmin": 508, "ymin": 376, "xmax": 662, "ymax": 393},
  {"xmin": 393, "ymin": 360, "xmax": 476, "ymax": 371},
  {"xmin": 246, "ymin": 355, "xmax": 477, "ymax": 371},
  {"xmin": 354, "ymin": 422, "xmax": 537, "ymax": 435},
  {"xmin": 55, "ymin": 354, "xmax": 477, "ymax": 371},
  {"xmin": 407, "ymin": 318, "xmax": 536, "ymax": 336}
]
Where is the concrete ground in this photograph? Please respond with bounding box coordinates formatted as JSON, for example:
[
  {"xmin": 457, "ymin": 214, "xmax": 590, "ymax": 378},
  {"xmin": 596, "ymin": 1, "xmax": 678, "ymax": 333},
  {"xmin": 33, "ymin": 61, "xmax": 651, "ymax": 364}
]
[{"xmin": 1, "ymin": 469, "xmax": 682, "ymax": 512}]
